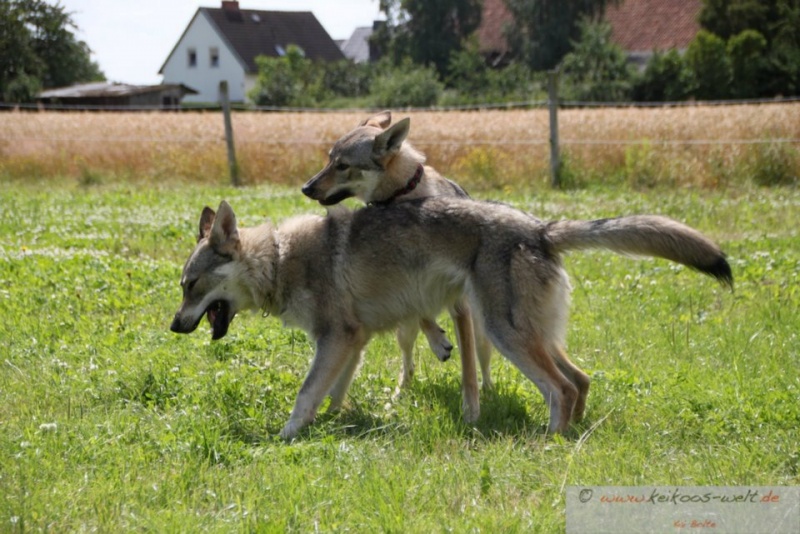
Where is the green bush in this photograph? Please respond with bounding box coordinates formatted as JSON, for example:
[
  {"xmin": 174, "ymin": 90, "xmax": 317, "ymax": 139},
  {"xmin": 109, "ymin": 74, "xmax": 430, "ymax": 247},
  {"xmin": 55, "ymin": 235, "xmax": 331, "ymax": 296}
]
[
  {"xmin": 370, "ymin": 59, "xmax": 443, "ymax": 108},
  {"xmin": 685, "ymin": 30, "xmax": 732, "ymax": 100},
  {"xmin": 248, "ymin": 45, "xmax": 324, "ymax": 107},
  {"xmin": 727, "ymin": 30, "xmax": 768, "ymax": 99},
  {"xmin": 446, "ymin": 36, "xmax": 490, "ymax": 94},
  {"xmin": 634, "ymin": 49, "xmax": 692, "ymax": 102},
  {"xmin": 442, "ymin": 42, "xmax": 541, "ymax": 106},
  {"xmin": 560, "ymin": 18, "xmax": 635, "ymax": 102},
  {"xmin": 320, "ymin": 60, "xmax": 373, "ymax": 99},
  {"xmin": 746, "ymin": 142, "xmax": 799, "ymax": 187}
]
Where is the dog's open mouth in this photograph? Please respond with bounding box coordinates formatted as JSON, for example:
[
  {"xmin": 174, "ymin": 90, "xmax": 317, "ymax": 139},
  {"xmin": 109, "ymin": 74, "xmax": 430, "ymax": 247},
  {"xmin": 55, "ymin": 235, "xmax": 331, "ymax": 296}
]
[{"xmin": 206, "ymin": 300, "xmax": 234, "ymax": 340}]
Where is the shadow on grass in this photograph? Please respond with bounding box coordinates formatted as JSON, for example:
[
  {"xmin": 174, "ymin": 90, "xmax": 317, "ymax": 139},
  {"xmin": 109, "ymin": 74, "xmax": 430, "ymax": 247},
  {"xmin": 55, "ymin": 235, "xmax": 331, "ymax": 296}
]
[
  {"xmin": 416, "ymin": 379, "xmax": 549, "ymax": 438},
  {"xmin": 185, "ymin": 361, "xmax": 598, "ymax": 447},
  {"xmin": 274, "ymin": 379, "xmax": 559, "ymax": 443}
]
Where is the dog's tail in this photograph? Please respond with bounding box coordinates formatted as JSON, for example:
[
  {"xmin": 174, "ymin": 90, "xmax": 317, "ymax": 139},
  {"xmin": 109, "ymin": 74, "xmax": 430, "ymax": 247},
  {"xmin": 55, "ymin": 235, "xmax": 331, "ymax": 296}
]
[{"xmin": 545, "ymin": 215, "xmax": 733, "ymax": 288}]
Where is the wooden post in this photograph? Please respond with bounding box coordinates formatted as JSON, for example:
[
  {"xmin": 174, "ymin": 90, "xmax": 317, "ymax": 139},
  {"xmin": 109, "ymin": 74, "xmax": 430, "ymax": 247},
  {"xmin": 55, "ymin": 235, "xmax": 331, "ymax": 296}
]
[
  {"xmin": 219, "ymin": 80, "xmax": 240, "ymax": 187},
  {"xmin": 547, "ymin": 70, "xmax": 560, "ymax": 188}
]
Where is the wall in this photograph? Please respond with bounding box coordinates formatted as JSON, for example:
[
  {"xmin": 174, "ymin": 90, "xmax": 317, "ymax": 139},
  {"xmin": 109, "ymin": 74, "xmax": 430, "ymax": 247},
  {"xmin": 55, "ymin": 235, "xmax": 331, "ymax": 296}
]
[{"xmin": 161, "ymin": 11, "xmax": 249, "ymax": 103}]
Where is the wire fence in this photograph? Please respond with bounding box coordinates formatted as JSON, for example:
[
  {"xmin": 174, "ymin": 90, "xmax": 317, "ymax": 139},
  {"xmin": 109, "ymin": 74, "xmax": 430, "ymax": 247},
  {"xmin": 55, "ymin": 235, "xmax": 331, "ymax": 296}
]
[
  {"xmin": 2, "ymin": 95, "xmax": 800, "ymax": 113},
  {"xmin": 2, "ymin": 95, "xmax": 798, "ymax": 188}
]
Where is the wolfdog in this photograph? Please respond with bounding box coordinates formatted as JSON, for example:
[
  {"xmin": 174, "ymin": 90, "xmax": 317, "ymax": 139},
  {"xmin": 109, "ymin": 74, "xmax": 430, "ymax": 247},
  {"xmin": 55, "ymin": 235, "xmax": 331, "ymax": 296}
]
[
  {"xmin": 169, "ymin": 198, "xmax": 731, "ymax": 440},
  {"xmin": 302, "ymin": 111, "xmax": 493, "ymax": 423}
]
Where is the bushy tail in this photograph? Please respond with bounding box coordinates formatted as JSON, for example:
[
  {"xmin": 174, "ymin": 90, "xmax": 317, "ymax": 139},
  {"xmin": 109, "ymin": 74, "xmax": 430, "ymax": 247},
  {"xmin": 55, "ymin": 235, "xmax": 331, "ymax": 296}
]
[{"xmin": 545, "ymin": 215, "xmax": 733, "ymax": 287}]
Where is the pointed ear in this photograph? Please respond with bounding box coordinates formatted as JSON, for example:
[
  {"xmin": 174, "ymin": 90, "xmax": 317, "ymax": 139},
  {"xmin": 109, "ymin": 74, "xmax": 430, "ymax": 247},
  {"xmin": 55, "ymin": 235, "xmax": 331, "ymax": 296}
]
[
  {"xmin": 209, "ymin": 200, "xmax": 240, "ymax": 255},
  {"xmin": 360, "ymin": 110, "xmax": 391, "ymax": 129},
  {"xmin": 198, "ymin": 206, "xmax": 215, "ymax": 242},
  {"xmin": 373, "ymin": 117, "xmax": 409, "ymax": 158}
]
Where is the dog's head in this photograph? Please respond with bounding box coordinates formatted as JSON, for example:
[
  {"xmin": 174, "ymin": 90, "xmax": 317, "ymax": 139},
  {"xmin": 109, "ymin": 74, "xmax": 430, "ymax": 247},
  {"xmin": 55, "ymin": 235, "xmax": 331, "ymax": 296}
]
[
  {"xmin": 302, "ymin": 111, "xmax": 411, "ymax": 205},
  {"xmin": 170, "ymin": 201, "xmax": 251, "ymax": 340}
]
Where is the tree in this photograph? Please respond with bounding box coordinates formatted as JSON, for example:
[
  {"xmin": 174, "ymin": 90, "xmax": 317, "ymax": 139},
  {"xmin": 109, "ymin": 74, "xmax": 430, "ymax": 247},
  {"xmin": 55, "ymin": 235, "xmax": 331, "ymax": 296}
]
[
  {"xmin": 248, "ymin": 45, "xmax": 322, "ymax": 107},
  {"xmin": 685, "ymin": 30, "xmax": 732, "ymax": 100},
  {"xmin": 446, "ymin": 35, "xmax": 491, "ymax": 95},
  {"xmin": 370, "ymin": 58, "xmax": 444, "ymax": 107},
  {"xmin": 699, "ymin": 0, "xmax": 777, "ymax": 40},
  {"xmin": 633, "ymin": 49, "xmax": 692, "ymax": 102},
  {"xmin": 0, "ymin": 0, "xmax": 103, "ymax": 102},
  {"xmin": 560, "ymin": 17, "xmax": 634, "ymax": 101},
  {"xmin": 502, "ymin": 0, "xmax": 619, "ymax": 70},
  {"xmin": 727, "ymin": 29, "xmax": 768, "ymax": 98},
  {"xmin": 698, "ymin": 0, "xmax": 800, "ymax": 96},
  {"xmin": 377, "ymin": 0, "xmax": 483, "ymax": 79}
]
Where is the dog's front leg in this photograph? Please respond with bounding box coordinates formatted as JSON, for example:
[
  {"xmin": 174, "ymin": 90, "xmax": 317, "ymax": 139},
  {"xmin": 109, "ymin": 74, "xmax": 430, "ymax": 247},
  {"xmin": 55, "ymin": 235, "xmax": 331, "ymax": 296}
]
[{"xmin": 279, "ymin": 331, "xmax": 364, "ymax": 440}]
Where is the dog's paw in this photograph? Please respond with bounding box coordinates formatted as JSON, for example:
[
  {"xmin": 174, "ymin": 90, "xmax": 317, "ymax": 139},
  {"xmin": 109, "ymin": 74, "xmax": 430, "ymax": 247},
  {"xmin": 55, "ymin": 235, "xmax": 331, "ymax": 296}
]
[
  {"xmin": 481, "ymin": 376, "xmax": 494, "ymax": 391},
  {"xmin": 462, "ymin": 396, "xmax": 480, "ymax": 425},
  {"xmin": 398, "ymin": 366, "xmax": 414, "ymax": 389},
  {"xmin": 279, "ymin": 420, "xmax": 304, "ymax": 441}
]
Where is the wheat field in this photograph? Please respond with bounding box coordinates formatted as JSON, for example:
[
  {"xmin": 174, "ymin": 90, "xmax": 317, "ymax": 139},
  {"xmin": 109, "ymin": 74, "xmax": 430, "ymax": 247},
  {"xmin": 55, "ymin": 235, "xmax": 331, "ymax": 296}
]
[{"xmin": 1, "ymin": 103, "xmax": 798, "ymax": 188}]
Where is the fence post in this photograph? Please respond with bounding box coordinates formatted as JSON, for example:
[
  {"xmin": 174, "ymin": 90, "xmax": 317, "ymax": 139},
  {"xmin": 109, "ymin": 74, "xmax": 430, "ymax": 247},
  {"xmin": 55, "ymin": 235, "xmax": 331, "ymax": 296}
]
[
  {"xmin": 547, "ymin": 70, "xmax": 560, "ymax": 188},
  {"xmin": 219, "ymin": 80, "xmax": 240, "ymax": 187}
]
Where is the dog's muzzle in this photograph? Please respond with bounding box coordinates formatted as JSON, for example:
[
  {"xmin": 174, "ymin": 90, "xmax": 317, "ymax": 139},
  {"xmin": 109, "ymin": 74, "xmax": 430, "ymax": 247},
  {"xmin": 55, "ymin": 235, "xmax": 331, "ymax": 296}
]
[{"xmin": 169, "ymin": 312, "xmax": 197, "ymax": 334}]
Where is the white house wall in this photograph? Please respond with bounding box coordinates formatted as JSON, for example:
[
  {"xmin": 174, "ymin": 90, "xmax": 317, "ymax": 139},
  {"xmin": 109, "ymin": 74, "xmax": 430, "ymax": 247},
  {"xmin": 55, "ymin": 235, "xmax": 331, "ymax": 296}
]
[{"xmin": 161, "ymin": 11, "xmax": 249, "ymax": 103}]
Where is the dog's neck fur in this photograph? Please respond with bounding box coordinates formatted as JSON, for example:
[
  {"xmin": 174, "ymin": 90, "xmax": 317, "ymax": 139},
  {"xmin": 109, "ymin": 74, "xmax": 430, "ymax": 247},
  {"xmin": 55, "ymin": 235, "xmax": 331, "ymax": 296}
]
[
  {"xmin": 368, "ymin": 143, "xmax": 435, "ymax": 204},
  {"xmin": 238, "ymin": 224, "xmax": 280, "ymax": 314}
]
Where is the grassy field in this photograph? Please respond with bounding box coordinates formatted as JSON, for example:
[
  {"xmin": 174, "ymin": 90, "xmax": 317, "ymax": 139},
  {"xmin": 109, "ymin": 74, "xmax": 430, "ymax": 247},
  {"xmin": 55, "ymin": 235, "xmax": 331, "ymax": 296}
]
[
  {"xmin": 1, "ymin": 104, "xmax": 799, "ymax": 190},
  {"xmin": 0, "ymin": 176, "xmax": 798, "ymax": 531}
]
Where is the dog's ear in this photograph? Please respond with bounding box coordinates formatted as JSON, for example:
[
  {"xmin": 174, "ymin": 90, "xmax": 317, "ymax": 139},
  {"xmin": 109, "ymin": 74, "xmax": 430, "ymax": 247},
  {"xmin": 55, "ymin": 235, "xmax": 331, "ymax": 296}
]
[
  {"xmin": 209, "ymin": 200, "xmax": 240, "ymax": 256},
  {"xmin": 360, "ymin": 110, "xmax": 391, "ymax": 129},
  {"xmin": 198, "ymin": 206, "xmax": 216, "ymax": 242},
  {"xmin": 373, "ymin": 117, "xmax": 409, "ymax": 158}
]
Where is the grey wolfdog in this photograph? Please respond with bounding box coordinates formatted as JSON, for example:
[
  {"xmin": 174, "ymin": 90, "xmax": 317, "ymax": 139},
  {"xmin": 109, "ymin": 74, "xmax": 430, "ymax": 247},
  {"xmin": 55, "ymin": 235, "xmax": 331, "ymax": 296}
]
[
  {"xmin": 302, "ymin": 110, "xmax": 492, "ymax": 423},
  {"xmin": 169, "ymin": 197, "xmax": 732, "ymax": 440}
]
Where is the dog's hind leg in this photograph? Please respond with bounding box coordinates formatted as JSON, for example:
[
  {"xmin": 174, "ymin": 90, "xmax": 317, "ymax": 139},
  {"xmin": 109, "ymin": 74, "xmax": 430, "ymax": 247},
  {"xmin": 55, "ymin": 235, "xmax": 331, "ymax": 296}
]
[
  {"xmin": 451, "ymin": 300, "xmax": 480, "ymax": 424},
  {"xmin": 473, "ymin": 318, "xmax": 494, "ymax": 390},
  {"xmin": 551, "ymin": 346, "xmax": 590, "ymax": 422},
  {"xmin": 280, "ymin": 328, "xmax": 368, "ymax": 440},
  {"xmin": 494, "ymin": 335, "xmax": 578, "ymax": 434},
  {"xmin": 328, "ymin": 347, "xmax": 365, "ymax": 412}
]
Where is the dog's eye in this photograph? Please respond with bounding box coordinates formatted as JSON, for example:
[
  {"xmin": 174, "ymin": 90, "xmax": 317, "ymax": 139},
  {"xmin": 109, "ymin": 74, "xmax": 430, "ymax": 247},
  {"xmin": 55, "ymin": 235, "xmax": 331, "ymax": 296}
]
[
  {"xmin": 186, "ymin": 279, "xmax": 197, "ymax": 292},
  {"xmin": 335, "ymin": 162, "xmax": 349, "ymax": 172}
]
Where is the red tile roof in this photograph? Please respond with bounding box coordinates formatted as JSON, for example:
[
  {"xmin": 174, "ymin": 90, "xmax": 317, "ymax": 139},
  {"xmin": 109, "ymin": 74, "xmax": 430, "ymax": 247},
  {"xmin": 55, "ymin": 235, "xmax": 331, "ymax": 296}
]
[
  {"xmin": 605, "ymin": 0, "xmax": 701, "ymax": 52},
  {"xmin": 476, "ymin": 0, "xmax": 702, "ymax": 55},
  {"xmin": 476, "ymin": 0, "xmax": 512, "ymax": 55}
]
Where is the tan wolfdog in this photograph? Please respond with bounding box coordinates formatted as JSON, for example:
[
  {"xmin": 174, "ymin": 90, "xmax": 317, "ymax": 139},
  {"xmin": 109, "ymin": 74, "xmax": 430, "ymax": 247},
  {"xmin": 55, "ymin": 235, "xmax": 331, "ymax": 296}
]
[
  {"xmin": 170, "ymin": 197, "xmax": 731, "ymax": 440},
  {"xmin": 302, "ymin": 111, "xmax": 493, "ymax": 423}
]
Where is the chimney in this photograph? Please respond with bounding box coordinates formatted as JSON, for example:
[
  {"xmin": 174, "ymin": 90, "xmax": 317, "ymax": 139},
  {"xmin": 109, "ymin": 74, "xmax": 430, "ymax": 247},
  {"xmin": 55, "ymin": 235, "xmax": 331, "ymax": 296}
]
[{"xmin": 222, "ymin": 1, "xmax": 239, "ymax": 11}]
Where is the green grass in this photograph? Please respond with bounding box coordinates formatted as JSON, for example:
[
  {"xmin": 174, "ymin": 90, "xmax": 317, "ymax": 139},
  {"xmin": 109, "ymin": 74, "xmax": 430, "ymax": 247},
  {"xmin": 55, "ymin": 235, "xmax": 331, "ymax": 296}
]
[{"xmin": 1, "ymin": 179, "xmax": 798, "ymax": 532}]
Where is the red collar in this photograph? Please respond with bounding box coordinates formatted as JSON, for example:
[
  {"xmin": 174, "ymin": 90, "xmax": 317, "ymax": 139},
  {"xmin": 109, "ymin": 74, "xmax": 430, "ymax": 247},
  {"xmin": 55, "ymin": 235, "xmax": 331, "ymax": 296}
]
[{"xmin": 370, "ymin": 164, "xmax": 424, "ymax": 206}]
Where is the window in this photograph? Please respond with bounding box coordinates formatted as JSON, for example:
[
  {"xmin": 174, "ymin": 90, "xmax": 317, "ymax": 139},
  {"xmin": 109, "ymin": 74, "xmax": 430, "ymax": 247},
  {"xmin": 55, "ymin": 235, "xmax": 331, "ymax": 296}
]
[
  {"xmin": 210, "ymin": 47, "xmax": 219, "ymax": 68},
  {"xmin": 188, "ymin": 48, "xmax": 197, "ymax": 68}
]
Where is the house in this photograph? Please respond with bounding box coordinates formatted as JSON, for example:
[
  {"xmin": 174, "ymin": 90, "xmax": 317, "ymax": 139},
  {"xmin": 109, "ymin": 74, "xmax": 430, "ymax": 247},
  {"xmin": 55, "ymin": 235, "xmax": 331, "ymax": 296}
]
[
  {"xmin": 159, "ymin": 1, "xmax": 345, "ymax": 103},
  {"xmin": 604, "ymin": 0, "xmax": 702, "ymax": 67},
  {"xmin": 338, "ymin": 21, "xmax": 385, "ymax": 64},
  {"xmin": 475, "ymin": 0, "xmax": 702, "ymax": 66},
  {"xmin": 38, "ymin": 82, "xmax": 197, "ymax": 109},
  {"xmin": 339, "ymin": 26, "xmax": 373, "ymax": 63}
]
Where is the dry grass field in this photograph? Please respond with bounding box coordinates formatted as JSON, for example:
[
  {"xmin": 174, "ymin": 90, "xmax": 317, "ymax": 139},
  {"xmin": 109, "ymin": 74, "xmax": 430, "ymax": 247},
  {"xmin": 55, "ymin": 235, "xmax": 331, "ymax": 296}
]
[{"xmin": 1, "ymin": 103, "xmax": 798, "ymax": 189}]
